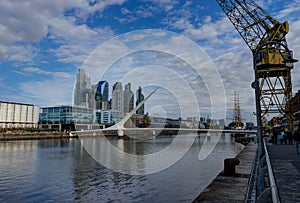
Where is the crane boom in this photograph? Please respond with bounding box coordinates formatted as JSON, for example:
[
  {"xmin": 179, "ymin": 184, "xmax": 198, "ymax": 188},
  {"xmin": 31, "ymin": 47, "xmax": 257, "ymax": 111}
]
[
  {"xmin": 216, "ymin": 0, "xmax": 288, "ymax": 52},
  {"xmin": 216, "ymin": 0, "xmax": 297, "ymax": 133}
]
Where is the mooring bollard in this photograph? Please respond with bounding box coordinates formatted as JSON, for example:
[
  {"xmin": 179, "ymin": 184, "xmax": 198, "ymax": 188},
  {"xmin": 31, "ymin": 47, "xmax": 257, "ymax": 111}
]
[{"xmin": 224, "ymin": 158, "xmax": 240, "ymax": 176}]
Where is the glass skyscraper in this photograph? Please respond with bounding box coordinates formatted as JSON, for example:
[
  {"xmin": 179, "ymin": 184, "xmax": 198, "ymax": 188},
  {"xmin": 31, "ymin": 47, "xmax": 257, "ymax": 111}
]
[
  {"xmin": 112, "ymin": 82, "xmax": 124, "ymax": 114},
  {"xmin": 74, "ymin": 68, "xmax": 92, "ymax": 108},
  {"xmin": 124, "ymin": 82, "xmax": 134, "ymax": 114},
  {"xmin": 136, "ymin": 86, "xmax": 144, "ymax": 115},
  {"xmin": 95, "ymin": 81, "xmax": 109, "ymax": 110}
]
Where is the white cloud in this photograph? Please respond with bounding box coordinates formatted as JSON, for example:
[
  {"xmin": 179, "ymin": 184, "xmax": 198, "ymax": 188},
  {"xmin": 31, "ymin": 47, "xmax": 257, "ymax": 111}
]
[
  {"xmin": 0, "ymin": 45, "xmax": 7, "ymax": 60},
  {"xmin": 6, "ymin": 45, "xmax": 38, "ymax": 62},
  {"xmin": 12, "ymin": 70, "xmax": 30, "ymax": 76},
  {"xmin": 150, "ymin": 0, "xmax": 179, "ymax": 11},
  {"xmin": 87, "ymin": 0, "xmax": 126, "ymax": 13},
  {"xmin": 164, "ymin": 17, "xmax": 194, "ymax": 30},
  {"xmin": 276, "ymin": 0, "xmax": 300, "ymax": 19},
  {"xmin": 117, "ymin": 4, "xmax": 159, "ymax": 24},
  {"xmin": 160, "ymin": 3, "xmax": 194, "ymax": 31},
  {"xmin": 19, "ymin": 78, "xmax": 74, "ymax": 107},
  {"xmin": 49, "ymin": 17, "xmax": 112, "ymax": 42},
  {"xmin": 48, "ymin": 44, "xmax": 90, "ymax": 64},
  {"xmin": 47, "ymin": 23, "xmax": 114, "ymax": 64},
  {"xmin": 287, "ymin": 20, "xmax": 300, "ymax": 58},
  {"xmin": 23, "ymin": 67, "xmax": 71, "ymax": 78},
  {"xmin": 212, "ymin": 44, "xmax": 256, "ymax": 112},
  {"xmin": 81, "ymin": 30, "xmax": 227, "ymax": 118},
  {"xmin": 183, "ymin": 16, "xmax": 234, "ymax": 43},
  {"xmin": 286, "ymin": 19, "xmax": 300, "ymax": 94},
  {"xmin": 1, "ymin": 0, "xmax": 299, "ymax": 118},
  {"xmin": 47, "ymin": 16, "xmax": 114, "ymax": 64},
  {"xmin": 0, "ymin": 1, "xmax": 48, "ymax": 44},
  {"xmin": 0, "ymin": 0, "xmax": 123, "ymax": 43},
  {"xmin": 0, "ymin": 0, "xmax": 122, "ymax": 62},
  {"xmin": 121, "ymin": 8, "xmax": 131, "ymax": 15}
]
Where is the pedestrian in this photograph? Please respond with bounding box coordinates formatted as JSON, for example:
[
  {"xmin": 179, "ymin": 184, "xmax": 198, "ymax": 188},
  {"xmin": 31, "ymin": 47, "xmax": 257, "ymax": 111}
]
[
  {"xmin": 287, "ymin": 130, "xmax": 293, "ymax": 145},
  {"xmin": 283, "ymin": 131, "xmax": 288, "ymax": 144},
  {"xmin": 295, "ymin": 130, "xmax": 300, "ymax": 155},
  {"xmin": 278, "ymin": 131, "xmax": 284, "ymax": 144},
  {"xmin": 272, "ymin": 129, "xmax": 278, "ymax": 145}
]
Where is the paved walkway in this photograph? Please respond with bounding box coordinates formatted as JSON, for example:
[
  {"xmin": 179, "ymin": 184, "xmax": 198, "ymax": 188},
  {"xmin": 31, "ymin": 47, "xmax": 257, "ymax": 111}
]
[
  {"xmin": 192, "ymin": 142, "xmax": 257, "ymax": 203},
  {"xmin": 267, "ymin": 141, "xmax": 300, "ymax": 203}
]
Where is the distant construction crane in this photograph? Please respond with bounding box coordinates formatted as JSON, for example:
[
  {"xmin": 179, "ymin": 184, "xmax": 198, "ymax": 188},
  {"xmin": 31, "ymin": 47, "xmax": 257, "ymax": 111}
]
[{"xmin": 216, "ymin": 0, "xmax": 298, "ymax": 134}]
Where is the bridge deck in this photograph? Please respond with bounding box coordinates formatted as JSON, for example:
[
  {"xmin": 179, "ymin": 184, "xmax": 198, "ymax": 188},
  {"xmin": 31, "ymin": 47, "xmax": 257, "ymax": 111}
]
[{"xmin": 73, "ymin": 128, "xmax": 257, "ymax": 136}]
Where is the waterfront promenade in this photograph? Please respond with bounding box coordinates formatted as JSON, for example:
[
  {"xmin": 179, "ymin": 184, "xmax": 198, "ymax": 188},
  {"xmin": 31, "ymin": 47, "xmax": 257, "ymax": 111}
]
[
  {"xmin": 193, "ymin": 142, "xmax": 257, "ymax": 202},
  {"xmin": 0, "ymin": 131, "xmax": 70, "ymax": 140},
  {"xmin": 267, "ymin": 142, "xmax": 300, "ymax": 202}
]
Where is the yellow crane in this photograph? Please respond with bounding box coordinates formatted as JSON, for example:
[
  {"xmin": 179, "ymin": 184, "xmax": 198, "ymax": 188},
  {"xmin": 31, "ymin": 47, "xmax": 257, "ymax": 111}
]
[{"xmin": 216, "ymin": 0, "xmax": 298, "ymax": 134}]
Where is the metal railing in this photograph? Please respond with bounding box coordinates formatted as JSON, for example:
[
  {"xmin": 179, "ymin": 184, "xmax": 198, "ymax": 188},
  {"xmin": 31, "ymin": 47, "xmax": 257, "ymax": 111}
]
[
  {"xmin": 245, "ymin": 139, "xmax": 280, "ymax": 203},
  {"xmin": 245, "ymin": 149, "xmax": 258, "ymax": 203},
  {"xmin": 263, "ymin": 139, "xmax": 280, "ymax": 203}
]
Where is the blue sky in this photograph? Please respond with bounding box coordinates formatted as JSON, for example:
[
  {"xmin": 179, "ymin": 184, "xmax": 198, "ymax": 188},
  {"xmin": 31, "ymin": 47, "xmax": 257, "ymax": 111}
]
[{"xmin": 1, "ymin": 0, "xmax": 300, "ymax": 121}]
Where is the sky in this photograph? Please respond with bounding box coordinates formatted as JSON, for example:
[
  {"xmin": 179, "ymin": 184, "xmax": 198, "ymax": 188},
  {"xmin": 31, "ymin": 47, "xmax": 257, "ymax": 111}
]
[{"xmin": 1, "ymin": 0, "xmax": 300, "ymax": 122}]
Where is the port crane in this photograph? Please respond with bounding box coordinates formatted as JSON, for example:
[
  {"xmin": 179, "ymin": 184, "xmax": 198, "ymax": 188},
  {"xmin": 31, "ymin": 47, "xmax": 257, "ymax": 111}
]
[{"xmin": 216, "ymin": 0, "xmax": 297, "ymax": 134}]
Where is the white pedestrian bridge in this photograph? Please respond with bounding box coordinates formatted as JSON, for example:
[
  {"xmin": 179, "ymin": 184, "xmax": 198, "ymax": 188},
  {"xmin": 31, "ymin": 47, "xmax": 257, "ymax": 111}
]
[{"xmin": 71, "ymin": 87, "xmax": 257, "ymax": 138}]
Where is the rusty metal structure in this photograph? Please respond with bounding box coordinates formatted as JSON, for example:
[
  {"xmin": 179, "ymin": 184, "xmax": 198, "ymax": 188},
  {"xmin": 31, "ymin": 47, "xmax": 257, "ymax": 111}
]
[{"xmin": 216, "ymin": 0, "xmax": 297, "ymax": 133}]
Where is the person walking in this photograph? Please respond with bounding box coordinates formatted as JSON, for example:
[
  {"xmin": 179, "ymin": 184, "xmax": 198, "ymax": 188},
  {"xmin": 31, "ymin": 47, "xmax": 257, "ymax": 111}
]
[
  {"xmin": 287, "ymin": 130, "xmax": 293, "ymax": 145},
  {"xmin": 272, "ymin": 129, "xmax": 278, "ymax": 145},
  {"xmin": 283, "ymin": 130, "xmax": 288, "ymax": 144},
  {"xmin": 278, "ymin": 131, "xmax": 284, "ymax": 144}
]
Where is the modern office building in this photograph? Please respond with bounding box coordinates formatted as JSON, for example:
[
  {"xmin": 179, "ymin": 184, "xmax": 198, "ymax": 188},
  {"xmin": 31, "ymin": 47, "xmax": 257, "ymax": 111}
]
[
  {"xmin": 111, "ymin": 82, "xmax": 124, "ymax": 114},
  {"xmin": 0, "ymin": 101, "xmax": 39, "ymax": 129},
  {"xmin": 89, "ymin": 83, "xmax": 98, "ymax": 109},
  {"xmin": 95, "ymin": 81, "xmax": 109, "ymax": 110},
  {"xmin": 124, "ymin": 82, "xmax": 134, "ymax": 114},
  {"xmin": 136, "ymin": 86, "xmax": 144, "ymax": 115},
  {"xmin": 107, "ymin": 99, "xmax": 112, "ymax": 110},
  {"xmin": 112, "ymin": 111, "xmax": 124, "ymax": 124},
  {"xmin": 39, "ymin": 106, "xmax": 102, "ymax": 131},
  {"xmin": 95, "ymin": 110, "xmax": 113, "ymax": 125},
  {"xmin": 74, "ymin": 68, "xmax": 92, "ymax": 108}
]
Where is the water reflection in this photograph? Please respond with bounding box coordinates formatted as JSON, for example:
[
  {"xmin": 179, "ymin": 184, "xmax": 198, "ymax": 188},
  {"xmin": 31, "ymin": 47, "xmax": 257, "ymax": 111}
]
[
  {"xmin": 0, "ymin": 134, "xmax": 244, "ymax": 203},
  {"xmin": 80, "ymin": 133, "xmax": 200, "ymax": 175}
]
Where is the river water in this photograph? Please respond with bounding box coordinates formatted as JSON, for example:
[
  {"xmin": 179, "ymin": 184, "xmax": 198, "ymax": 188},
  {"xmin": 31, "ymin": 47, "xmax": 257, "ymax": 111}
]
[{"xmin": 0, "ymin": 133, "xmax": 243, "ymax": 203}]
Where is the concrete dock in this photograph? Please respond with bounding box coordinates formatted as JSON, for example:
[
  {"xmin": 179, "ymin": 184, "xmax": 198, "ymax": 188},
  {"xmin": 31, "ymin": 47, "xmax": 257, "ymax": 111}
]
[
  {"xmin": 0, "ymin": 132, "xmax": 72, "ymax": 140},
  {"xmin": 193, "ymin": 142, "xmax": 257, "ymax": 203}
]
